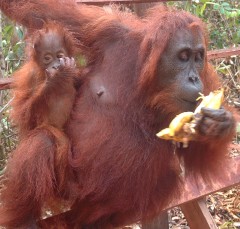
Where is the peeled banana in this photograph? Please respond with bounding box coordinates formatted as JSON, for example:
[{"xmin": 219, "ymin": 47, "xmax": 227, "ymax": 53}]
[
  {"xmin": 156, "ymin": 128, "xmax": 172, "ymax": 139},
  {"xmin": 168, "ymin": 112, "xmax": 194, "ymax": 136},
  {"xmin": 156, "ymin": 89, "xmax": 224, "ymax": 147},
  {"xmin": 194, "ymin": 88, "xmax": 224, "ymax": 114}
]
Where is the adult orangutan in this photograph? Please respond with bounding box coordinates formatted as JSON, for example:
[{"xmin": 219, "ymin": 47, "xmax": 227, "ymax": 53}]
[{"xmin": 0, "ymin": 1, "xmax": 236, "ymax": 228}]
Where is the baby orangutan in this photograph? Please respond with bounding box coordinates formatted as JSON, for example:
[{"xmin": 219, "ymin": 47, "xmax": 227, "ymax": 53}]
[
  {"xmin": 11, "ymin": 22, "xmax": 78, "ymax": 136},
  {"xmin": 0, "ymin": 22, "xmax": 79, "ymax": 228}
]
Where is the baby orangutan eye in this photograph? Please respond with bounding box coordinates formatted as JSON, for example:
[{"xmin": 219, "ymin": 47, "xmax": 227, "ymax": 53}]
[
  {"xmin": 43, "ymin": 54, "xmax": 53, "ymax": 64},
  {"xmin": 57, "ymin": 52, "xmax": 65, "ymax": 59}
]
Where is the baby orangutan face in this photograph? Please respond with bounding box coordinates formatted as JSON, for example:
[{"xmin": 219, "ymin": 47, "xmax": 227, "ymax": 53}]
[{"xmin": 34, "ymin": 31, "xmax": 68, "ymax": 77}]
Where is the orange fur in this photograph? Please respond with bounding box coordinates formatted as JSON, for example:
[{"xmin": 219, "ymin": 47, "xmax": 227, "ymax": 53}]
[
  {"xmin": 0, "ymin": 22, "xmax": 79, "ymax": 228},
  {"xmin": 0, "ymin": 1, "xmax": 236, "ymax": 228}
]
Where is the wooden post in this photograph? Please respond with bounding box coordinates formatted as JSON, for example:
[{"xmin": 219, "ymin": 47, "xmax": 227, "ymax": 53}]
[
  {"xmin": 181, "ymin": 198, "xmax": 217, "ymax": 229},
  {"xmin": 142, "ymin": 212, "xmax": 169, "ymax": 229}
]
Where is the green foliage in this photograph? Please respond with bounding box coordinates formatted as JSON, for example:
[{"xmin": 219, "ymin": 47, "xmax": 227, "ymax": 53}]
[
  {"xmin": 0, "ymin": 19, "xmax": 23, "ymax": 170},
  {"xmin": 76, "ymin": 54, "xmax": 87, "ymax": 67},
  {"xmin": 1, "ymin": 22, "xmax": 25, "ymax": 75},
  {"xmin": 168, "ymin": 0, "xmax": 240, "ymax": 49}
]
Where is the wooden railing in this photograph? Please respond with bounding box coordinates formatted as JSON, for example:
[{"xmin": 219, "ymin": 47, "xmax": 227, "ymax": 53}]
[
  {"xmin": 207, "ymin": 46, "xmax": 240, "ymax": 60},
  {"xmin": 76, "ymin": 0, "xmax": 187, "ymax": 3}
]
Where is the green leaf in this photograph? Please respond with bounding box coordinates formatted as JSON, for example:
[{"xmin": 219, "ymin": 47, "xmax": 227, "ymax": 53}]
[
  {"xmin": 221, "ymin": 2, "xmax": 230, "ymax": 8},
  {"xmin": 220, "ymin": 7, "xmax": 225, "ymax": 14},
  {"xmin": 3, "ymin": 25, "xmax": 13, "ymax": 35},
  {"xmin": 1, "ymin": 40, "xmax": 7, "ymax": 47},
  {"xmin": 77, "ymin": 55, "xmax": 87, "ymax": 67},
  {"xmin": 213, "ymin": 3, "xmax": 220, "ymax": 10},
  {"xmin": 200, "ymin": 3, "xmax": 207, "ymax": 16},
  {"xmin": 233, "ymin": 31, "xmax": 240, "ymax": 43},
  {"xmin": 16, "ymin": 26, "xmax": 24, "ymax": 40},
  {"xmin": 5, "ymin": 51, "xmax": 15, "ymax": 61}
]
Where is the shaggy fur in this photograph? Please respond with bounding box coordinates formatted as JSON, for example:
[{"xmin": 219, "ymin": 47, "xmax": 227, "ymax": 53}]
[{"xmin": 0, "ymin": 1, "xmax": 236, "ymax": 228}]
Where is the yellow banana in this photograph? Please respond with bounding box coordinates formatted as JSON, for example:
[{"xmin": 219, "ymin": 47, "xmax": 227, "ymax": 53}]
[
  {"xmin": 156, "ymin": 88, "xmax": 224, "ymax": 146},
  {"xmin": 194, "ymin": 92, "xmax": 214, "ymax": 114},
  {"xmin": 156, "ymin": 127, "xmax": 190, "ymax": 145},
  {"xmin": 194, "ymin": 89, "xmax": 224, "ymax": 114},
  {"xmin": 156, "ymin": 128, "xmax": 172, "ymax": 140},
  {"xmin": 204, "ymin": 88, "xmax": 224, "ymax": 109},
  {"xmin": 168, "ymin": 112, "xmax": 194, "ymax": 136}
]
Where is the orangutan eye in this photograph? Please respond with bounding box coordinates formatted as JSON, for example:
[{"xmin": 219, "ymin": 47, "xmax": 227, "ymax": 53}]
[
  {"xmin": 195, "ymin": 50, "xmax": 204, "ymax": 62},
  {"xmin": 43, "ymin": 54, "xmax": 53, "ymax": 64},
  {"xmin": 57, "ymin": 52, "xmax": 65, "ymax": 58},
  {"xmin": 179, "ymin": 50, "xmax": 190, "ymax": 62}
]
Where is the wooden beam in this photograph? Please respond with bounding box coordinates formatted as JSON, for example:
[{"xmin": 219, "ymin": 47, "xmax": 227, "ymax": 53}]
[
  {"xmin": 208, "ymin": 46, "xmax": 240, "ymax": 60},
  {"xmin": 181, "ymin": 198, "xmax": 218, "ymax": 229},
  {"xmin": 0, "ymin": 78, "xmax": 13, "ymax": 90},
  {"xmin": 76, "ymin": 0, "xmax": 184, "ymax": 4},
  {"xmin": 39, "ymin": 156, "xmax": 240, "ymax": 224},
  {"xmin": 165, "ymin": 156, "xmax": 240, "ymax": 210}
]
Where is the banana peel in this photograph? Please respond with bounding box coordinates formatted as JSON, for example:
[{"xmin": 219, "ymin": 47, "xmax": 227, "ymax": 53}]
[
  {"xmin": 156, "ymin": 89, "xmax": 224, "ymax": 147},
  {"xmin": 194, "ymin": 88, "xmax": 224, "ymax": 113}
]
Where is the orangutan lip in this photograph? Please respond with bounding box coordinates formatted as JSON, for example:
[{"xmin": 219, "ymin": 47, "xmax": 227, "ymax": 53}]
[
  {"xmin": 181, "ymin": 98, "xmax": 197, "ymax": 105},
  {"xmin": 180, "ymin": 99, "xmax": 198, "ymax": 111}
]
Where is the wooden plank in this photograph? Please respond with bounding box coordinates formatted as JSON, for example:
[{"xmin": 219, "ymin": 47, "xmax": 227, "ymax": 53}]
[
  {"xmin": 0, "ymin": 78, "xmax": 13, "ymax": 90},
  {"xmin": 208, "ymin": 46, "xmax": 240, "ymax": 60},
  {"xmin": 76, "ymin": 0, "xmax": 184, "ymax": 4},
  {"xmin": 165, "ymin": 156, "xmax": 240, "ymax": 211},
  {"xmin": 181, "ymin": 198, "xmax": 217, "ymax": 229},
  {"xmin": 39, "ymin": 156, "xmax": 240, "ymax": 224}
]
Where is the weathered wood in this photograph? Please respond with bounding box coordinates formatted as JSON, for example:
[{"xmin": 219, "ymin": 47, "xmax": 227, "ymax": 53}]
[
  {"xmin": 0, "ymin": 78, "xmax": 13, "ymax": 90},
  {"xmin": 76, "ymin": 0, "xmax": 184, "ymax": 4},
  {"xmin": 181, "ymin": 198, "xmax": 217, "ymax": 229},
  {"xmin": 165, "ymin": 156, "xmax": 240, "ymax": 210},
  {"xmin": 39, "ymin": 156, "xmax": 240, "ymax": 225},
  {"xmin": 208, "ymin": 46, "xmax": 240, "ymax": 60},
  {"xmin": 142, "ymin": 212, "xmax": 169, "ymax": 229}
]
